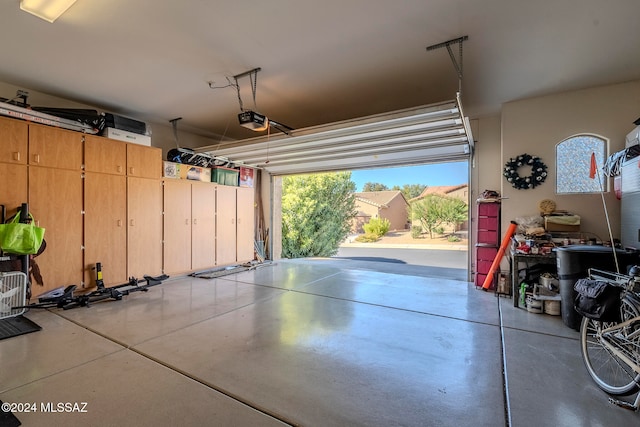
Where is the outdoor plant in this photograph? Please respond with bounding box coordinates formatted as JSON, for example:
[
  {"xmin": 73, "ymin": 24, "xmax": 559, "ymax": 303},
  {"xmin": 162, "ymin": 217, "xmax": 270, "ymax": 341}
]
[
  {"xmin": 281, "ymin": 172, "xmax": 357, "ymax": 258},
  {"xmin": 410, "ymin": 225, "xmax": 422, "ymax": 238},
  {"xmin": 363, "ymin": 217, "xmax": 390, "ymax": 238},
  {"xmin": 355, "ymin": 233, "xmax": 380, "ymax": 243},
  {"xmin": 410, "ymin": 194, "xmax": 468, "ymax": 239}
]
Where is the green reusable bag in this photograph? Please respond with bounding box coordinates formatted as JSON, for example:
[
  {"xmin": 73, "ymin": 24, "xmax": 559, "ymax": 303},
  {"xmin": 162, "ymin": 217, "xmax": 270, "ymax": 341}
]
[{"xmin": 0, "ymin": 212, "xmax": 46, "ymax": 255}]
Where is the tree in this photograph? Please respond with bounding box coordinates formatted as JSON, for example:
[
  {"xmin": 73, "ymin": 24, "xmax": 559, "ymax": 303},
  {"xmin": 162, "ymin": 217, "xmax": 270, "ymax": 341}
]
[
  {"xmin": 281, "ymin": 172, "xmax": 357, "ymax": 258},
  {"xmin": 410, "ymin": 195, "xmax": 448, "ymax": 239},
  {"xmin": 391, "ymin": 184, "xmax": 427, "ymax": 200},
  {"xmin": 362, "ymin": 182, "xmax": 389, "ymax": 192},
  {"xmin": 440, "ymin": 197, "xmax": 468, "ymax": 233}
]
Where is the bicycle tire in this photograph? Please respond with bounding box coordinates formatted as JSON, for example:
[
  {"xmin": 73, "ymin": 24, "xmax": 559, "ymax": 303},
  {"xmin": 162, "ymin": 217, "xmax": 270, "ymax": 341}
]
[{"xmin": 580, "ymin": 298, "xmax": 640, "ymax": 396}]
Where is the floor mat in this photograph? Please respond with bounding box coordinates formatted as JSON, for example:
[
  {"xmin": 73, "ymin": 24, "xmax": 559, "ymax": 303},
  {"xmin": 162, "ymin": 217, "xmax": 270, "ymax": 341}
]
[
  {"xmin": 0, "ymin": 315, "xmax": 41, "ymax": 341},
  {"xmin": 0, "ymin": 400, "xmax": 22, "ymax": 426}
]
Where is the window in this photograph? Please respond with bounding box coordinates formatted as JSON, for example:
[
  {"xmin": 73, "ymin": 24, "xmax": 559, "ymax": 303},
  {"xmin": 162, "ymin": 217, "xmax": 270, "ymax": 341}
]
[{"xmin": 556, "ymin": 134, "xmax": 607, "ymax": 194}]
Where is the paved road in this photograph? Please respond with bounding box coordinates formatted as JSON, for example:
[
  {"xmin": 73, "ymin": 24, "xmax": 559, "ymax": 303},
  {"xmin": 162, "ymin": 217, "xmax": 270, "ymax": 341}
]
[{"xmin": 333, "ymin": 246, "xmax": 469, "ymax": 281}]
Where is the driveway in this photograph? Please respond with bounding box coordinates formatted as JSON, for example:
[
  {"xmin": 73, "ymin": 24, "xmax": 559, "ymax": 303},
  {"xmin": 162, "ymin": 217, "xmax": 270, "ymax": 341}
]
[{"xmin": 334, "ymin": 235, "xmax": 469, "ymax": 281}]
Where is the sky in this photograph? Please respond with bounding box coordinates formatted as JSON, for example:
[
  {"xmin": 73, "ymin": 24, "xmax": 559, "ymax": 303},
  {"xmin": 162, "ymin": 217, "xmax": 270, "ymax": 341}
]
[{"xmin": 349, "ymin": 161, "xmax": 468, "ymax": 192}]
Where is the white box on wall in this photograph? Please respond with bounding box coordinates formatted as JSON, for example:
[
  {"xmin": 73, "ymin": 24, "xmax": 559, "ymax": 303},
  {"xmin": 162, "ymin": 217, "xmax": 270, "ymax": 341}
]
[{"xmin": 104, "ymin": 127, "xmax": 151, "ymax": 146}]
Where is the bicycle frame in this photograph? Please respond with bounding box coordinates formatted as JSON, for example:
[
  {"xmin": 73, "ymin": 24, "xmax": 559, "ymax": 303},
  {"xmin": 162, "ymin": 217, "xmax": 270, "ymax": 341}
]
[{"xmin": 587, "ymin": 268, "xmax": 640, "ymax": 410}]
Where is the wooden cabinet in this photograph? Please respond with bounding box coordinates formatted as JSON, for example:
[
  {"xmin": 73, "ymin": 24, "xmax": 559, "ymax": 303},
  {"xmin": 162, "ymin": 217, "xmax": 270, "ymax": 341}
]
[
  {"xmin": 163, "ymin": 179, "xmax": 192, "ymax": 275},
  {"xmin": 28, "ymin": 125, "xmax": 83, "ymax": 170},
  {"xmin": 216, "ymin": 186, "xmax": 255, "ymax": 266},
  {"xmin": 163, "ymin": 180, "xmax": 216, "ymax": 274},
  {"xmin": 236, "ymin": 187, "xmax": 255, "ymax": 263},
  {"xmin": 0, "ymin": 116, "xmax": 27, "ymax": 164},
  {"xmin": 191, "ymin": 182, "xmax": 216, "ymax": 270},
  {"xmin": 84, "ymin": 135, "xmax": 126, "ymax": 175},
  {"xmin": 84, "ymin": 172, "xmax": 127, "ymax": 287},
  {"xmin": 127, "ymin": 144, "xmax": 162, "ymax": 178},
  {"xmin": 216, "ymin": 185, "xmax": 237, "ymax": 266},
  {"xmin": 28, "ymin": 167, "xmax": 83, "ymax": 294},
  {"xmin": 127, "ymin": 177, "xmax": 163, "ymax": 278},
  {"xmin": 0, "ymin": 163, "xmax": 27, "ymax": 219}
]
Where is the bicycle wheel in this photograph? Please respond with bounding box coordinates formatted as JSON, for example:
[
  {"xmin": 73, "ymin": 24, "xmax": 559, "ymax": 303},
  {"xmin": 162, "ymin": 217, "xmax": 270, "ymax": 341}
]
[{"xmin": 580, "ymin": 298, "xmax": 640, "ymax": 396}]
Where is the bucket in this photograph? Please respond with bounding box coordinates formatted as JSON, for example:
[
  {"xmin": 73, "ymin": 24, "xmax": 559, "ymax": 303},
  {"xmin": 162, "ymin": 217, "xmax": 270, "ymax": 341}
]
[
  {"xmin": 544, "ymin": 300, "xmax": 561, "ymax": 316},
  {"xmin": 526, "ymin": 295, "xmax": 543, "ymax": 314}
]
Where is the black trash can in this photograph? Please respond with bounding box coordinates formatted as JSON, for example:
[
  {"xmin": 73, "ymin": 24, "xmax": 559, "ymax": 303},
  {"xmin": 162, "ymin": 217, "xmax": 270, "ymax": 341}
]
[{"xmin": 555, "ymin": 245, "xmax": 639, "ymax": 330}]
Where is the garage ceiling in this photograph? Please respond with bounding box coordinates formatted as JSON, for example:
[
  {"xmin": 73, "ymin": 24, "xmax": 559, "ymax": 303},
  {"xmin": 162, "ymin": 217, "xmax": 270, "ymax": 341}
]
[{"xmin": 0, "ymin": 1, "xmax": 638, "ymax": 162}]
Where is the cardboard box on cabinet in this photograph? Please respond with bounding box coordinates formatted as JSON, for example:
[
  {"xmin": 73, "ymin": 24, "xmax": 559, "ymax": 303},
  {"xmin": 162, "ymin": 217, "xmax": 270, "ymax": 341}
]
[
  {"xmin": 163, "ymin": 161, "xmax": 181, "ymax": 178},
  {"xmin": 179, "ymin": 165, "xmax": 211, "ymax": 182}
]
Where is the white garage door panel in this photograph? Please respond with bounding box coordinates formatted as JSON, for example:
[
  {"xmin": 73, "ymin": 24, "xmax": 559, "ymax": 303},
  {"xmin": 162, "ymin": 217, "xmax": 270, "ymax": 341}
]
[{"xmin": 198, "ymin": 98, "xmax": 472, "ymax": 175}]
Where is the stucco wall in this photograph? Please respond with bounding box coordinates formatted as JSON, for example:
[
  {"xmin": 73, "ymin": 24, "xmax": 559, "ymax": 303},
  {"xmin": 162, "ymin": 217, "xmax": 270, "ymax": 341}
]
[{"xmin": 500, "ymin": 80, "xmax": 640, "ymax": 242}]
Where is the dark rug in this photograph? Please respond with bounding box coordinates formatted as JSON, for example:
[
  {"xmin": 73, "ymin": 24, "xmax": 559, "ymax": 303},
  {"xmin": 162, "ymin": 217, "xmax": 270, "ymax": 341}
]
[
  {"xmin": 0, "ymin": 400, "xmax": 21, "ymax": 427},
  {"xmin": 0, "ymin": 315, "xmax": 41, "ymax": 341}
]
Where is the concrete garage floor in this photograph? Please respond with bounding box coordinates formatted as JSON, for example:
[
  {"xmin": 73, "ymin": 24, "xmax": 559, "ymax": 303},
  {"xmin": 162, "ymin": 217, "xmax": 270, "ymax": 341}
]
[{"xmin": 1, "ymin": 258, "xmax": 638, "ymax": 426}]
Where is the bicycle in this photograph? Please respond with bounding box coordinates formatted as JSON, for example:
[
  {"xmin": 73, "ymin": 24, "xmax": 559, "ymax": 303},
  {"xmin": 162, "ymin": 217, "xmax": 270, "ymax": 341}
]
[{"xmin": 579, "ymin": 267, "xmax": 640, "ymax": 411}]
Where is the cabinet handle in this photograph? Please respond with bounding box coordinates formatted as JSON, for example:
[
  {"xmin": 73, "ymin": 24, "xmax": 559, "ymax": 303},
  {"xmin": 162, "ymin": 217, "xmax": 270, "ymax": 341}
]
[
  {"xmin": 117, "ymin": 219, "xmax": 122, "ymax": 227},
  {"xmin": 129, "ymin": 167, "xmax": 135, "ymax": 175},
  {"xmin": 185, "ymin": 218, "xmax": 189, "ymax": 225},
  {"xmin": 232, "ymin": 218, "xmax": 235, "ymax": 224},
  {"xmin": 130, "ymin": 219, "xmax": 135, "ymax": 227},
  {"xmin": 193, "ymin": 218, "xmax": 197, "ymax": 225},
  {"xmin": 13, "ymin": 151, "xmax": 20, "ymax": 161},
  {"xmin": 117, "ymin": 165, "xmax": 123, "ymax": 173},
  {"xmin": 33, "ymin": 153, "xmax": 40, "ymax": 164}
]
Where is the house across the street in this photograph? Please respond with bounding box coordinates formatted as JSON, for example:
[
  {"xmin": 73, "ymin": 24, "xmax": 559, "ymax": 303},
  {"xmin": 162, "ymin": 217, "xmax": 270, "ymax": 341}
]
[{"xmin": 352, "ymin": 191, "xmax": 410, "ymax": 233}]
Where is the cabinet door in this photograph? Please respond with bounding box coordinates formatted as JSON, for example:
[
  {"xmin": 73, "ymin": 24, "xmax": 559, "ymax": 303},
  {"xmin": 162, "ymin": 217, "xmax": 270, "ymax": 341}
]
[
  {"xmin": 0, "ymin": 163, "xmax": 27, "ymax": 220},
  {"xmin": 216, "ymin": 185, "xmax": 237, "ymax": 265},
  {"xmin": 163, "ymin": 179, "xmax": 192, "ymax": 274},
  {"xmin": 128, "ymin": 177, "xmax": 162, "ymax": 278},
  {"xmin": 29, "ymin": 167, "xmax": 83, "ymax": 294},
  {"xmin": 85, "ymin": 135, "xmax": 126, "ymax": 175},
  {"xmin": 0, "ymin": 116, "xmax": 27, "ymax": 164},
  {"xmin": 191, "ymin": 182, "xmax": 216, "ymax": 270},
  {"xmin": 84, "ymin": 172, "xmax": 127, "ymax": 287},
  {"xmin": 28, "ymin": 125, "xmax": 83, "ymax": 170},
  {"xmin": 236, "ymin": 187, "xmax": 255, "ymax": 263},
  {"xmin": 127, "ymin": 144, "xmax": 162, "ymax": 178}
]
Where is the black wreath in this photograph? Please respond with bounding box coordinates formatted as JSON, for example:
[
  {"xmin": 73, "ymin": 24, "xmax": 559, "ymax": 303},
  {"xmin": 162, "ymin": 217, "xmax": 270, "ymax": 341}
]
[{"xmin": 503, "ymin": 153, "xmax": 548, "ymax": 190}]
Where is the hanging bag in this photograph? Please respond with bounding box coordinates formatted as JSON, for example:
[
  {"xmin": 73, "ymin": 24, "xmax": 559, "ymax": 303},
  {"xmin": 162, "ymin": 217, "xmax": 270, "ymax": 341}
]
[
  {"xmin": 573, "ymin": 278, "xmax": 622, "ymax": 323},
  {"xmin": 0, "ymin": 212, "xmax": 46, "ymax": 255}
]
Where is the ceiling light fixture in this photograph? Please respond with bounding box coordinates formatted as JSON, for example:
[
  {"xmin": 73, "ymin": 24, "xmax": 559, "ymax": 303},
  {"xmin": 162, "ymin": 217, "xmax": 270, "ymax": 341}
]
[{"xmin": 20, "ymin": 0, "xmax": 77, "ymax": 23}]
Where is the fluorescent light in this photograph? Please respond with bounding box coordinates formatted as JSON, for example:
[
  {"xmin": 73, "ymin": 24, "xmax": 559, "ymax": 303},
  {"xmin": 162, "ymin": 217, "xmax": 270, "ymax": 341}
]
[{"xmin": 20, "ymin": 0, "xmax": 77, "ymax": 23}]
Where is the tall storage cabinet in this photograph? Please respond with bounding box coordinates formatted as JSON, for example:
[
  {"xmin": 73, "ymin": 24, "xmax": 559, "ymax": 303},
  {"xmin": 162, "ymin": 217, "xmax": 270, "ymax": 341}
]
[
  {"xmin": 191, "ymin": 182, "xmax": 216, "ymax": 270},
  {"xmin": 216, "ymin": 185, "xmax": 255, "ymax": 266},
  {"xmin": 128, "ymin": 176, "xmax": 163, "ymax": 278},
  {"xmin": 0, "ymin": 116, "xmax": 28, "ymax": 219},
  {"xmin": 236, "ymin": 186, "xmax": 255, "ymax": 263},
  {"xmin": 162, "ymin": 180, "xmax": 217, "ymax": 274},
  {"xmin": 84, "ymin": 135, "xmax": 128, "ymax": 287},
  {"xmin": 475, "ymin": 201, "xmax": 500, "ymax": 288},
  {"xmin": 28, "ymin": 125, "xmax": 84, "ymax": 294},
  {"xmin": 163, "ymin": 179, "xmax": 193, "ymax": 275},
  {"xmin": 216, "ymin": 185, "xmax": 238, "ymax": 266}
]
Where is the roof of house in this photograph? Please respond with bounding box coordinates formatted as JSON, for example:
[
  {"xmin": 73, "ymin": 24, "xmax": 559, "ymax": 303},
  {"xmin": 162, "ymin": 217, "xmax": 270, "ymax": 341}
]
[
  {"xmin": 410, "ymin": 184, "xmax": 468, "ymax": 202},
  {"xmin": 354, "ymin": 191, "xmax": 408, "ymax": 208}
]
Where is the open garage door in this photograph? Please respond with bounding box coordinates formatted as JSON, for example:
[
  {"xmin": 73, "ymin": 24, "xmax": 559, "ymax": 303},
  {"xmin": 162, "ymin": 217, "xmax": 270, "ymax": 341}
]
[{"xmin": 196, "ymin": 98, "xmax": 473, "ymax": 175}]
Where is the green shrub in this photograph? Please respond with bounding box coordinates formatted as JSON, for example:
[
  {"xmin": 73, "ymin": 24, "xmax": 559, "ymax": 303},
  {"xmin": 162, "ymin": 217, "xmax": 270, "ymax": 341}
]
[
  {"xmin": 447, "ymin": 234, "xmax": 461, "ymax": 242},
  {"xmin": 363, "ymin": 217, "xmax": 390, "ymax": 238},
  {"xmin": 434, "ymin": 226, "xmax": 445, "ymax": 235},
  {"xmin": 411, "ymin": 225, "xmax": 422, "ymax": 239},
  {"xmin": 355, "ymin": 233, "xmax": 380, "ymax": 243}
]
